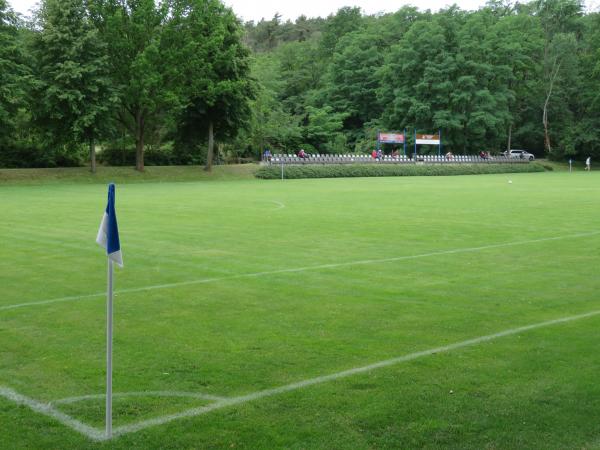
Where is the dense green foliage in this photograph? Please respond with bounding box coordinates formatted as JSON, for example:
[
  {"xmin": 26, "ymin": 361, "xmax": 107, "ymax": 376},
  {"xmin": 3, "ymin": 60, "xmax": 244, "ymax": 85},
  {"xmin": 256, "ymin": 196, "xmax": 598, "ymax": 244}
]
[
  {"xmin": 255, "ymin": 162, "xmax": 546, "ymax": 179},
  {"xmin": 2, "ymin": 173, "xmax": 600, "ymax": 448},
  {"xmin": 239, "ymin": 0, "xmax": 600, "ymax": 162},
  {"xmin": 1, "ymin": 0, "xmax": 599, "ymax": 168},
  {"xmin": 31, "ymin": 0, "xmax": 116, "ymax": 172},
  {"xmin": 91, "ymin": 0, "xmax": 175, "ymax": 172},
  {"xmin": 0, "ymin": 1, "xmax": 23, "ymax": 145},
  {"xmin": 171, "ymin": 0, "xmax": 255, "ymax": 171},
  {"xmin": 0, "ymin": 0, "xmax": 255, "ymax": 170}
]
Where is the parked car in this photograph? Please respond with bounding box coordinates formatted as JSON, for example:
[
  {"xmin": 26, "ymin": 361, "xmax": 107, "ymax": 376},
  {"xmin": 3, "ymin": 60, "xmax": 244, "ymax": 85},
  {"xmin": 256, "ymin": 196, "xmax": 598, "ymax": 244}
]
[{"xmin": 503, "ymin": 149, "xmax": 535, "ymax": 161}]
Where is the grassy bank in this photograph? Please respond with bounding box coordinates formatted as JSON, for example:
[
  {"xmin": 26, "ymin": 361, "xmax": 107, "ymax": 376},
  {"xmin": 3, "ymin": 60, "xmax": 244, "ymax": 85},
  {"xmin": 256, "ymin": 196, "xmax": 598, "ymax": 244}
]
[{"xmin": 0, "ymin": 164, "xmax": 258, "ymax": 185}]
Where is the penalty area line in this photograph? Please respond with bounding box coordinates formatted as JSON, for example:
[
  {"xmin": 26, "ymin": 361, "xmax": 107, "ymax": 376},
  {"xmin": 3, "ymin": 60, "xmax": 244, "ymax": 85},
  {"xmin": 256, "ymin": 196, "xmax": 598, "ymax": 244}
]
[
  {"xmin": 2, "ymin": 229, "xmax": 599, "ymax": 313},
  {"xmin": 3, "ymin": 309, "xmax": 600, "ymax": 441},
  {"xmin": 110, "ymin": 308, "xmax": 600, "ymax": 439}
]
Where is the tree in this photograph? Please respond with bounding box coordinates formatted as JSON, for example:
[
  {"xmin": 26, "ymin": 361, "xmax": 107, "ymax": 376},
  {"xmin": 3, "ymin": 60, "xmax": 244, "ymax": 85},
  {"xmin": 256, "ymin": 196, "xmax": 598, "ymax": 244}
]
[
  {"xmin": 379, "ymin": 7, "xmax": 526, "ymax": 153},
  {"xmin": 326, "ymin": 30, "xmax": 385, "ymax": 134},
  {"xmin": 171, "ymin": 0, "xmax": 255, "ymax": 171},
  {"xmin": 31, "ymin": 0, "xmax": 115, "ymax": 172},
  {"xmin": 252, "ymin": 14, "xmax": 282, "ymax": 51},
  {"xmin": 534, "ymin": 0, "xmax": 583, "ymax": 154},
  {"xmin": 378, "ymin": 19, "xmax": 460, "ymax": 149},
  {"xmin": 303, "ymin": 105, "xmax": 348, "ymax": 151},
  {"xmin": 0, "ymin": 0, "xmax": 27, "ymax": 153},
  {"xmin": 240, "ymin": 53, "xmax": 302, "ymax": 154},
  {"xmin": 541, "ymin": 32, "xmax": 578, "ymax": 154},
  {"xmin": 451, "ymin": 10, "xmax": 512, "ymax": 152},
  {"xmin": 277, "ymin": 40, "xmax": 323, "ymax": 116},
  {"xmin": 243, "ymin": 14, "xmax": 324, "ymax": 52},
  {"xmin": 320, "ymin": 6, "xmax": 364, "ymax": 57},
  {"xmin": 93, "ymin": 0, "xmax": 175, "ymax": 171},
  {"xmin": 573, "ymin": 12, "xmax": 600, "ymax": 159},
  {"xmin": 486, "ymin": 14, "xmax": 544, "ymax": 152}
]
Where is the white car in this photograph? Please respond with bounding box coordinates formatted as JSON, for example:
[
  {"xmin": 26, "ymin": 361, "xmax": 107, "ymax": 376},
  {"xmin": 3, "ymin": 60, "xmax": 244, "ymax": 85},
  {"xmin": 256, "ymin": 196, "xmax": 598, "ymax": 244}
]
[{"xmin": 504, "ymin": 149, "xmax": 535, "ymax": 161}]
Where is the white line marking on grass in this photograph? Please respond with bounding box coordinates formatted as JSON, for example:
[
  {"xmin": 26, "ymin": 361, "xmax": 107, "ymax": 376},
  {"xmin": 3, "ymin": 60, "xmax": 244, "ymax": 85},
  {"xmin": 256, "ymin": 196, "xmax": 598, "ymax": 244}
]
[
  {"xmin": 0, "ymin": 386, "xmax": 105, "ymax": 441},
  {"xmin": 110, "ymin": 309, "xmax": 600, "ymax": 439},
  {"xmin": 52, "ymin": 390, "xmax": 227, "ymax": 405},
  {"xmin": 0, "ymin": 292, "xmax": 107, "ymax": 311},
  {"xmin": 4, "ymin": 309, "xmax": 600, "ymax": 441},
  {"xmin": 270, "ymin": 200, "xmax": 286, "ymax": 210},
  {"xmin": 2, "ymin": 230, "xmax": 599, "ymax": 312}
]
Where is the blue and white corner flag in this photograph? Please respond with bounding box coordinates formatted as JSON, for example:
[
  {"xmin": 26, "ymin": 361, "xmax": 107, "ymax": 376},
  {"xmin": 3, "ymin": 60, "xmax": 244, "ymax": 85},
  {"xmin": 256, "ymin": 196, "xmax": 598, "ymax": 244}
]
[{"xmin": 96, "ymin": 184, "xmax": 123, "ymax": 267}]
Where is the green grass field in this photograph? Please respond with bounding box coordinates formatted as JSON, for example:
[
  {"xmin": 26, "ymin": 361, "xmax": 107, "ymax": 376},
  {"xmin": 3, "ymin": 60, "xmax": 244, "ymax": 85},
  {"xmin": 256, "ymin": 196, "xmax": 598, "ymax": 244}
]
[{"xmin": 1, "ymin": 170, "xmax": 600, "ymax": 449}]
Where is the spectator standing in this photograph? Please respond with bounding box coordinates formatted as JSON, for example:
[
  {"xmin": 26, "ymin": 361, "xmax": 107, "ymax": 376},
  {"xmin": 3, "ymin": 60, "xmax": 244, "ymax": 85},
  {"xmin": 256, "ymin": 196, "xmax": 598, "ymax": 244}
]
[
  {"xmin": 585, "ymin": 156, "xmax": 591, "ymax": 171},
  {"xmin": 371, "ymin": 150, "xmax": 377, "ymax": 159},
  {"xmin": 298, "ymin": 149, "xmax": 307, "ymax": 159},
  {"xmin": 263, "ymin": 149, "xmax": 272, "ymax": 162},
  {"xmin": 376, "ymin": 149, "xmax": 383, "ymax": 160}
]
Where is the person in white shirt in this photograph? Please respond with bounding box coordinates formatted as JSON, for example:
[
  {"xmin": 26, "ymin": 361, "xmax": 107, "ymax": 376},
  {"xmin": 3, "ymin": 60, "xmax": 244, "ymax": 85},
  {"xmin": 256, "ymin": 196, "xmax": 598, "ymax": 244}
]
[{"xmin": 585, "ymin": 157, "xmax": 591, "ymax": 171}]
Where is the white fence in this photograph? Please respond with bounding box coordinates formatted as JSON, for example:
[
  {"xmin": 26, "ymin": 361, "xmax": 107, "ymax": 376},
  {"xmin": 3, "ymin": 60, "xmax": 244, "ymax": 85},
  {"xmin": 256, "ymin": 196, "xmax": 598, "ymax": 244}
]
[{"xmin": 266, "ymin": 154, "xmax": 530, "ymax": 165}]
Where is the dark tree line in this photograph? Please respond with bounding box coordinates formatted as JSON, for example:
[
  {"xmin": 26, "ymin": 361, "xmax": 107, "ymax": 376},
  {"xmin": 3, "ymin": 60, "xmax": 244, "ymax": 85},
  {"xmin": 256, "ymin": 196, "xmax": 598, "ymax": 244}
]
[
  {"xmin": 1, "ymin": 0, "xmax": 599, "ymax": 169},
  {"xmin": 0, "ymin": 0, "xmax": 254, "ymax": 170},
  {"xmin": 237, "ymin": 1, "xmax": 600, "ymax": 161}
]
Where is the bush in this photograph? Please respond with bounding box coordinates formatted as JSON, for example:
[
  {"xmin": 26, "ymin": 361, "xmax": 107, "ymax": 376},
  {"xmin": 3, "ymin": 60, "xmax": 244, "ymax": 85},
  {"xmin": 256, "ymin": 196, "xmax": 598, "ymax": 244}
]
[
  {"xmin": 255, "ymin": 163, "xmax": 546, "ymax": 179},
  {"xmin": 98, "ymin": 145, "xmax": 176, "ymax": 166},
  {"xmin": 0, "ymin": 143, "xmax": 85, "ymax": 168},
  {"xmin": 97, "ymin": 146, "xmax": 135, "ymax": 166}
]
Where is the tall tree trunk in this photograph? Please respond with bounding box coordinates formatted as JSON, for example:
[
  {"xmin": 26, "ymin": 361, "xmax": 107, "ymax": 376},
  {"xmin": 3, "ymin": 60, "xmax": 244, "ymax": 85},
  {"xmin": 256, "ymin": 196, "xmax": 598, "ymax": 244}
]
[
  {"xmin": 135, "ymin": 111, "xmax": 145, "ymax": 172},
  {"xmin": 217, "ymin": 143, "xmax": 223, "ymax": 164},
  {"xmin": 542, "ymin": 59, "xmax": 561, "ymax": 154},
  {"xmin": 205, "ymin": 120, "xmax": 214, "ymax": 172},
  {"xmin": 89, "ymin": 135, "xmax": 96, "ymax": 174},
  {"xmin": 543, "ymin": 106, "xmax": 551, "ymax": 153},
  {"xmin": 506, "ymin": 123, "xmax": 512, "ymax": 152}
]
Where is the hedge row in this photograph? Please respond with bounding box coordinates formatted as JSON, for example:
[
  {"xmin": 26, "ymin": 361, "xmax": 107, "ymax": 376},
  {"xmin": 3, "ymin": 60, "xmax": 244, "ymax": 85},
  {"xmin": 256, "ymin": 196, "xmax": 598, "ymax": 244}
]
[
  {"xmin": 98, "ymin": 146, "xmax": 178, "ymax": 166},
  {"xmin": 255, "ymin": 163, "xmax": 546, "ymax": 179},
  {"xmin": 0, "ymin": 144, "xmax": 85, "ymax": 168}
]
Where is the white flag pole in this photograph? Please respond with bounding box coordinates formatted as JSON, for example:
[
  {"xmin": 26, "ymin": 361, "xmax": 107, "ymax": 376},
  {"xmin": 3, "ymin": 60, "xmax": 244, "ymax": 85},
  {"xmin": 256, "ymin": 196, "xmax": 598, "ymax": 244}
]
[{"xmin": 106, "ymin": 257, "xmax": 114, "ymax": 438}]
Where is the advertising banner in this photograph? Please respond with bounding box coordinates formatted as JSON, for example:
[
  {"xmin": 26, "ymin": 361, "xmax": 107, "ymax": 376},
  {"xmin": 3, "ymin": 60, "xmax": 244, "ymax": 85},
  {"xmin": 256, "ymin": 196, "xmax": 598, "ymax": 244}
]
[
  {"xmin": 415, "ymin": 134, "xmax": 440, "ymax": 145},
  {"xmin": 378, "ymin": 132, "xmax": 405, "ymax": 144}
]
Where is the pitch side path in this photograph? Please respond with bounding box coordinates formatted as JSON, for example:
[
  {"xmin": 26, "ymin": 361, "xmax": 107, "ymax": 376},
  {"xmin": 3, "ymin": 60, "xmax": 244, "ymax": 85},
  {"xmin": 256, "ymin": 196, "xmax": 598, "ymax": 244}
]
[{"xmin": 1, "ymin": 172, "xmax": 600, "ymax": 449}]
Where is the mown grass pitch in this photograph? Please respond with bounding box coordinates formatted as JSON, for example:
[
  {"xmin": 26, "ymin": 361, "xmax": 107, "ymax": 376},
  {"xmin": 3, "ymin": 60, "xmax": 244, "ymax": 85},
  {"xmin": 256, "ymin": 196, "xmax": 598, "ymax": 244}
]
[{"xmin": 1, "ymin": 171, "xmax": 600, "ymax": 449}]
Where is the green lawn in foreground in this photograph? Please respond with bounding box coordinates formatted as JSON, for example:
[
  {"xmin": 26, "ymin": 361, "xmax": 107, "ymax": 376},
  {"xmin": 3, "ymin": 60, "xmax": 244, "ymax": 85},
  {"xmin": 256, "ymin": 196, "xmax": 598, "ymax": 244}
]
[{"xmin": 1, "ymin": 171, "xmax": 600, "ymax": 449}]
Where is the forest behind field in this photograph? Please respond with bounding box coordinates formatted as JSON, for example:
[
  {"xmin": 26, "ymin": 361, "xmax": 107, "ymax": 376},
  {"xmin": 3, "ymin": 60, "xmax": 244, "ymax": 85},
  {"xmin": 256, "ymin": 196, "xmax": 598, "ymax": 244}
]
[{"xmin": 1, "ymin": 0, "xmax": 599, "ymax": 170}]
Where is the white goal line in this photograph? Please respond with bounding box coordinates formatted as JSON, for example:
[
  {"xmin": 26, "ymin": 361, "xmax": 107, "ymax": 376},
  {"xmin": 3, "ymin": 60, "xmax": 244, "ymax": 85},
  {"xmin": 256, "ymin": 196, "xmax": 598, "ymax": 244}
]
[{"xmin": 2, "ymin": 230, "xmax": 599, "ymax": 313}]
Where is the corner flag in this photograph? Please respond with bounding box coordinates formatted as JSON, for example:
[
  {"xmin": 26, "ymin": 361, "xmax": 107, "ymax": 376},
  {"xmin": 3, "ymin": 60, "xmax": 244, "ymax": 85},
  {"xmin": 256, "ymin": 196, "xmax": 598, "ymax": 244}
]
[
  {"xmin": 96, "ymin": 184, "xmax": 123, "ymax": 267},
  {"xmin": 96, "ymin": 183, "xmax": 123, "ymax": 439}
]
